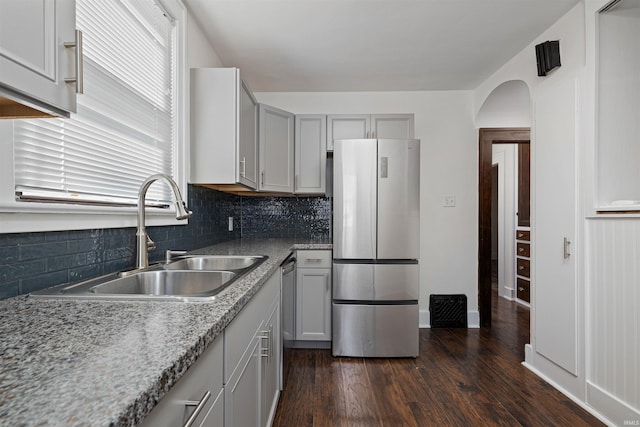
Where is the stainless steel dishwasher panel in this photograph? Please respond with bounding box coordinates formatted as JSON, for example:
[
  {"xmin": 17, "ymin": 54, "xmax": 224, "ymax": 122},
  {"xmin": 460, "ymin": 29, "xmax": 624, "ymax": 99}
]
[{"xmin": 332, "ymin": 302, "xmax": 419, "ymax": 357}]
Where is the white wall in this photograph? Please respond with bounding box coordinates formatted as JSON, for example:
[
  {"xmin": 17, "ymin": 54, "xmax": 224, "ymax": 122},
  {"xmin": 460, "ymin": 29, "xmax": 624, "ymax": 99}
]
[
  {"xmin": 474, "ymin": 1, "xmax": 640, "ymax": 424},
  {"xmin": 255, "ymin": 91, "xmax": 479, "ymax": 325},
  {"xmin": 187, "ymin": 12, "xmax": 224, "ymax": 68}
]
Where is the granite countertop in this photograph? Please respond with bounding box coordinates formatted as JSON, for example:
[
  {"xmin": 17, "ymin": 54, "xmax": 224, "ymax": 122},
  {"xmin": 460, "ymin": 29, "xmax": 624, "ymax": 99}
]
[{"xmin": 0, "ymin": 238, "xmax": 331, "ymax": 427}]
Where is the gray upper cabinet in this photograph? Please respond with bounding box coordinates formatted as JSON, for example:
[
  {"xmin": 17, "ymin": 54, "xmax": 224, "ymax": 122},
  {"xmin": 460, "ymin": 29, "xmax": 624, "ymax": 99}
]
[
  {"xmin": 295, "ymin": 115, "xmax": 327, "ymax": 194},
  {"xmin": 327, "ymin": 114, "xmax": 414, "ymax": 151},
  {"xmin": 190, "ymin": 67, "xmax": 258, "ymax": 189},
  {"xmin": 258, "ymin": 103, "xmax": 294, "ymax": 192},
  {"xmin": 0, "ymin": 0, "xmax": 78, "ymax": 118}
]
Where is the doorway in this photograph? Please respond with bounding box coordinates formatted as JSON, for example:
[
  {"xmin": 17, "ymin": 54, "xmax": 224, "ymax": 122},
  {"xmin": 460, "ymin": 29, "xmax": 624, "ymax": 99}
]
[{"xmin": 478, "ymin": 128, "xmax": 530, "ymax": 327}]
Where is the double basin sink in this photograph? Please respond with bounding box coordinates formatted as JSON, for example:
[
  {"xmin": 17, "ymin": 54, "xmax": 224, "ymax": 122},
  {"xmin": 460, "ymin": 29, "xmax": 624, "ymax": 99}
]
[{"xmin": 30, "ymin": 255, "xmax": 268, "ymax": 302}]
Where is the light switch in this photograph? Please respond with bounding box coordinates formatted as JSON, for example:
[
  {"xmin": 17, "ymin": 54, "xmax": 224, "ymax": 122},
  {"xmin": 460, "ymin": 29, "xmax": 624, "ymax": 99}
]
[{"xmin": 443, "ymin": 195, "xmax": 456, "ymax": 207}]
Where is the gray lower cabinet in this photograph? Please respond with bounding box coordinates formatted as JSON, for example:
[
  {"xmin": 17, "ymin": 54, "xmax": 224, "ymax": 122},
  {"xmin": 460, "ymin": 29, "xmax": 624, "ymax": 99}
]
[
  {"xmin": 295, "ymin": 250, "xmax": 332, "ymax": 342},
  {"xmin": 139, "ymin": 335, "xmax": 224, "ymax": 427},
  {"xmin": 225, "ymin": 269, "xmax": 281, "ymax": 427},
  {"xmin": 141, "ymin": 269, "xmax": 281, "ymax": 427}
]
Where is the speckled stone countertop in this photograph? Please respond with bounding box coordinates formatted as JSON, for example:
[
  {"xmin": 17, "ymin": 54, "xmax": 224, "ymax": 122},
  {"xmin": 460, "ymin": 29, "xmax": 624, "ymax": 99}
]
[{"xmin": 0, "ymin": 238, "xmax": 331, "ymax": 427}]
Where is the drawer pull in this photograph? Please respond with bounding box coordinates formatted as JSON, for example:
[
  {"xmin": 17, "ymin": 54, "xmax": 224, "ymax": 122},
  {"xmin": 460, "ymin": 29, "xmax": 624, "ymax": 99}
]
[
  {"xmin": 518, "ymin": 247, "xmax": 524, "ymax": 252},
  {"xmin": 519, "ymin": 265, "xmax": 524, "ymax": 270},
  {"xmin": 304, "ymin": 258, "xmax": 323, "ymax": 263},
  {"xmin": 518, "ymin": 287, "xmax": 525, "ymax": 292},
  {"xmin": 183, "ymin": 390, "xmax": 211, "ymax": 427}
]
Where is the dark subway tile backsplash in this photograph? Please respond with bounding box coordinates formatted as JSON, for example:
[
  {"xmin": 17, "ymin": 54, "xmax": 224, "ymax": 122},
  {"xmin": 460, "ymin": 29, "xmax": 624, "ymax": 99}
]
[{"xmin": 0, "ymin": 186, "xmax": 332, "ymax": 299}]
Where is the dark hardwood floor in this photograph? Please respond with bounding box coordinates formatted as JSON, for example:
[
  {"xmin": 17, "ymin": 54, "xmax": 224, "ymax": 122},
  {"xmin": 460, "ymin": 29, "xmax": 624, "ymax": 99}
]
[{"xmin": 273, "ymin": 295, "xmax": 604, "ymax": 427}]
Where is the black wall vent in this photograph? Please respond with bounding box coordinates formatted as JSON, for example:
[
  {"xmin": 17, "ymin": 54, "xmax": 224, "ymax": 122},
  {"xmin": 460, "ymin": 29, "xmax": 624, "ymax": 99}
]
[{"xmin": 429, "ymin": 294, "xmax": 467, "ymax": 328}]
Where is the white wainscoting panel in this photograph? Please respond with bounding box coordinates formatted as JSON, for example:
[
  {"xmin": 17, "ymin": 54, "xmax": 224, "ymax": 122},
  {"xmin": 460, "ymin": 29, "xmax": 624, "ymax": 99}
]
[{"xmin": 588, "ymin": 218, "xmax": 640, "ymax": 413}]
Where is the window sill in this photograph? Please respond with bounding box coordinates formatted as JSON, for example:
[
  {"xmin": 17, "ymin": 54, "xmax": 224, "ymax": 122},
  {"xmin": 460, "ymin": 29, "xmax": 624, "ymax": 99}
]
[{"xmin": 0, "ymin": 204, "xmax": 187, "ymax": 234}]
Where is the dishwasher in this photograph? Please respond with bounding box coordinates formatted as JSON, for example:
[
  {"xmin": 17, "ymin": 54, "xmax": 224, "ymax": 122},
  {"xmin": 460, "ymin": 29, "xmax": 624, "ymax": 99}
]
[{"xmin": 280, "ymin": 254, "xmax": 296, "ymax": 388}]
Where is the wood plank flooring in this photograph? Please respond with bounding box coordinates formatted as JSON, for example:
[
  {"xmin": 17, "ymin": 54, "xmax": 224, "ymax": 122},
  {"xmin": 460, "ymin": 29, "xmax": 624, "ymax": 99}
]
[{"xmin": 273, "ymin": 296, "xmax": 604, "ymax": 427}]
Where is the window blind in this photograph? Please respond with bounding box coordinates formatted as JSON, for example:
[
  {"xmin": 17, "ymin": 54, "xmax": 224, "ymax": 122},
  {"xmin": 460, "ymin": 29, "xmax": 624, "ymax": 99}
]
[{"xmin": 14, "ymin": 0, "xmax": 176, "ymax": 208}]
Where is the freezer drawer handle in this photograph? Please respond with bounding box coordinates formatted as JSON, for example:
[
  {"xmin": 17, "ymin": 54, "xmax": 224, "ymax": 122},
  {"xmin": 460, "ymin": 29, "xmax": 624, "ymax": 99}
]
[{"xmin": 380, "ymin": 157, "xmax": 388, "ymax": 178}]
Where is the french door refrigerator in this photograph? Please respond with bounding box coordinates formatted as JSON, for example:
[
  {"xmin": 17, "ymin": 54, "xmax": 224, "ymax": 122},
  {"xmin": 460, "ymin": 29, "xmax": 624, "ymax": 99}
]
[{"xmin": 333, "ymin": 138, "xmax": 420, "ymax": 357}]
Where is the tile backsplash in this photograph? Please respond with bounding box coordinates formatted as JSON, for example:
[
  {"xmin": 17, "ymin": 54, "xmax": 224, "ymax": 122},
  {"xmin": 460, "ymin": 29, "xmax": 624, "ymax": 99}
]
[{"xmin": 0, "ymin": 186, "xmax": 331, "ymax": 299}]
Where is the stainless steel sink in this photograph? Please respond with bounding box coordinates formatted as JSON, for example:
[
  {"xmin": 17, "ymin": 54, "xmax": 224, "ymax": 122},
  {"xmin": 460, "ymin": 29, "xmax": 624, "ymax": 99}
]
[
  {"xmin": 90, "ymin": 270, "xmax": 236, "ymax": 296},
  {"xmin": 30, "ymin": 254, "xmax": 268, "ymax": 302},
  {"xmin": 163, "ymin": 255, "xmax": 267, "ymax": 271}
]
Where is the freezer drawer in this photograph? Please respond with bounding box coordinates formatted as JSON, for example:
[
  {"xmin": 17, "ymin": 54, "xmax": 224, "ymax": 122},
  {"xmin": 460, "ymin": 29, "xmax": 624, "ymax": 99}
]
[
  {"xmin": 333, "ymin": 263, "xmax": 419, "ymax": 301},
  {"xmin": 332, "ymin": 303, "xmax": 419, "ymax": 357}
]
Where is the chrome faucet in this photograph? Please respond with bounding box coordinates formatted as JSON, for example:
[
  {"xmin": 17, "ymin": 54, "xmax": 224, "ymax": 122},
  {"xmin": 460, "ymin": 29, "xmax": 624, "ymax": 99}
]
[{"xmin": 136, "ymin": 174, "xmax": 192, "ymax": 269}]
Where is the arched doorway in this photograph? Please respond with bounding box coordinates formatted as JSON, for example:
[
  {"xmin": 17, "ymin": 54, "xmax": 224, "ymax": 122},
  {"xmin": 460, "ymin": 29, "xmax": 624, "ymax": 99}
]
[{"xmin": 476, "ymin": 80, "xmax": 531, "ymax": 327}]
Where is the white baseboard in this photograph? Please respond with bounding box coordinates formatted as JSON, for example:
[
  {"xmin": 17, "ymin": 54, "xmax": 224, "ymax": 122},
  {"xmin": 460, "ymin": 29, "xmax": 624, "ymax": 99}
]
[
  {"xmin": 587, "ymin": 381, "xmax": 640, "ymax": 427},
  {"xmin": 419, "ymin": 310, "xmax": 480, "ymax": 328},
  {"xmin": 522, "ymin": 361, "xmax": 617, "ymax": 427}
]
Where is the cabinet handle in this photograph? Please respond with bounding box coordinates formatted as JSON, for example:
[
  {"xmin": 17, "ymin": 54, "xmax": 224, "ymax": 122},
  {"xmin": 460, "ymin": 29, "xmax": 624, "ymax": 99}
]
[
  {"xmin": 518, "ymin": 265, "xmax": 524, "ymax": 270},
  {"xmin": 564, "ymin": 237, "xmax": 571, "ymax": 259},
  {"xmin": 239, "ymin": 157, "xmax": 246, "ymax": 177},
  {"xmin": 261, "ymin": 171, "xmax": 265, "ymax": 186},
  {"xmin": 64, "ymin": 30, "xmax": 84, "ymax": 93},
  {"xmin": 518, "ymin": 287, "xmax": 525, "ymax": 292},
  {"xmin": 518, "ymin": 247, "xmax": 524, "ymax": 252},
  {"xmin": 304, "ymin": 258, "xmax": 323, "ymax": 263},
  {"xmin": 259, "ymin": 330, "xmax": 270, "ymax": 359},
  {"xmin": 295, "ymin": 174, "xmax": 298, "ymax": 191},
  {"xmin": 183, "ymin": 390, "xmax": 211, "ymax": 427}
]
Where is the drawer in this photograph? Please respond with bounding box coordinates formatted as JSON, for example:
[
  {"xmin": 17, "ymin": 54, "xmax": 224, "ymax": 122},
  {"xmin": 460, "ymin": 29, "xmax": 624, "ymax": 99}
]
[
  {"xmin": 296, "ymin": 250, "xmax": 332, "ymax": 268},
  {"xmin": 516, "ymin": 242, "xmax": 530, "ymax": 257},
  {"xmin": 517, "ymin": 278, "xmax": 530, "ymax": 303},
  {"xmin": 516, "ymin": 258, "xmax": 530, "ymax": 278},
  {"xmin": 516, "ymin": 230, "xmax": 530, "ymax": 241}
]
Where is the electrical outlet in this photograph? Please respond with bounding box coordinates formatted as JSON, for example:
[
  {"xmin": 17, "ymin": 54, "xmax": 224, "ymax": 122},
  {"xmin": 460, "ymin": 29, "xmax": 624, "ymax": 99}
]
[
  {"xmin": 228, "ymin": 217, "xmax": 233, "ymax": 231},
  {"xmin": 443, "ymin": 195, "xmax": 456, "ymax": 207}
]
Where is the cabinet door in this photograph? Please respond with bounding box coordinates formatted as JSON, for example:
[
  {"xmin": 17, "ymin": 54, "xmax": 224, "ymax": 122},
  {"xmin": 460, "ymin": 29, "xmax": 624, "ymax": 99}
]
[
  {"xmin": 197, "ymin": 388, "xmax": 224, "ymax": 427},
  {"xmin": 139, "ymin": 336, "xmax": 223, "ymax": 427},
  {"xmin": 258, "ymin": 104, "xmax": 294, "ymax": 192},
  {"xmin": 371, "ymin": 114, "xmax": 414, "ymax": 139},
  {"xmin": 261, "ymin": 301, "xmax": 281, "ymax": 427},
  {"xmin": 238, "ymin": 79, "xmax": 258, "ymax": 188},
  {"xmin": 295, "ymin": 115, "xmax": 326, "ymax": 194},
  {"xmin": 225, "ymin": 336, "xmax": 261, "ymax": 427},
  {"xmin": 327, "ymin": 114, "xmax": 370, "ymax": 151},
  {"xmin": 0, "ymin": 0, "xmax": 77, "ymax": 115},
  {"xmin": 534, "ymin": 77, "xmax": 578, "ymax": 376},
  {"xmin": 296, "ymin": 268, "xmax": 332, "ymax": 341}
]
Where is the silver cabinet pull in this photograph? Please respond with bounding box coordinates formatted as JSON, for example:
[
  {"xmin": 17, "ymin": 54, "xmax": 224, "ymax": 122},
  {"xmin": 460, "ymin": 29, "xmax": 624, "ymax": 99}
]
[
  {"xmin": 64, "ymin": 30, "xmax": 84, "ymax": 93},
  {"xmin": 518, "ymin": 265, "xmax": 524, "ymax": 270},
  {"xmin": 261, "ymin": 171, "xmax": 265, "ymax": 186},
  {"xmin": 239, "ymin": 157, "xmax": 246, "ymax": 178},
  {"xmin": 183, "ymin": 390, "xmax": 211, "ymax": 427},
  {"xmin": 304, "ymin": 258, "xmax": 323, "ymax": 263},
  {"xmin": 518, "ymin": 287, "xmax": 525, "ymax": 292},
  {"xmin": 564, "ymin": 237, "xmax": 571, "ymax": 259},
  {"xmin": 259, "ymin": 325, "xmax": 274, "ymax": 360},
  {"xmin": 518, "ymin": 247, "xmax": 524, "ymax": 252}
]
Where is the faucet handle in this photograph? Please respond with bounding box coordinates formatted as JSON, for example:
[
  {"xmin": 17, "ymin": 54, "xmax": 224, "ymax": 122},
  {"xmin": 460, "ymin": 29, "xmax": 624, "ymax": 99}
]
[
  {"xmin": 165, "ymin": 250, "xmax": 188, "ymax": 263},
  {"xmin": 146, "ymin": 235, "xmax": 156, "ymax": 252}
]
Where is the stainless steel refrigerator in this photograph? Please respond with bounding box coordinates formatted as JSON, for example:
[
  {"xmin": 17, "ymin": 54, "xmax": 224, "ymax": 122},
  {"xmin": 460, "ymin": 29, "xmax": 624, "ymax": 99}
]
[{"xmin": 332, "ymin": 138, "xmax": 420, "ymax": 358}]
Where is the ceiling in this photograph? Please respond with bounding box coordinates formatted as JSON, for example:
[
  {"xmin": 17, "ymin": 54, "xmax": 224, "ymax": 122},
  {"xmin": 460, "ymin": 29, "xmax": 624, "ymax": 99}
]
[{"xmin": 184, "ymin": 0, "xmax": 581, "ymax": 92}]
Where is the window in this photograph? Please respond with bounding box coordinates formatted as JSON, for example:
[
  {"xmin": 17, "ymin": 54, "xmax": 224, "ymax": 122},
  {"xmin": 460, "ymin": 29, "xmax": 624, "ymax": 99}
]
[{"xmin": 0, "ymin": 0, "xmax": 187, "ymax": 232}]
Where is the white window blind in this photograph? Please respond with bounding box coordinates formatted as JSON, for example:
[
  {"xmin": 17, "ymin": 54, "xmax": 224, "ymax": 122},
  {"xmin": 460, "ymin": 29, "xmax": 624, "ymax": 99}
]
[{"xmin": 14, "ymin": 0, "xmax": 176, "ymax": 208}]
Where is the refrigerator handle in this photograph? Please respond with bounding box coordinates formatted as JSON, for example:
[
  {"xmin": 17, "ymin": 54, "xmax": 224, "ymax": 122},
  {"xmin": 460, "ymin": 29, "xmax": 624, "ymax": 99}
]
[{"xmin": 380, "ymin": 157, "xmax": 388, "ymax": 178}]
